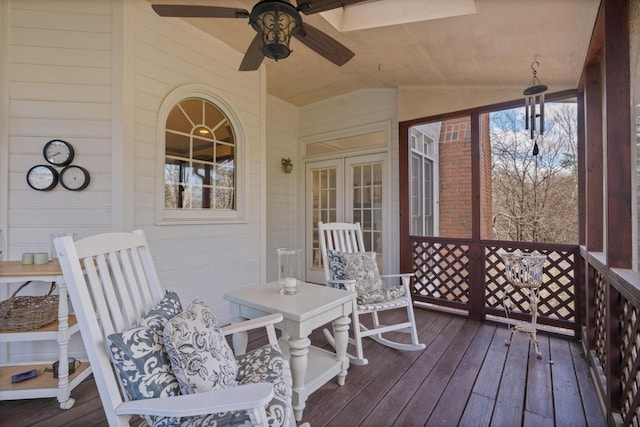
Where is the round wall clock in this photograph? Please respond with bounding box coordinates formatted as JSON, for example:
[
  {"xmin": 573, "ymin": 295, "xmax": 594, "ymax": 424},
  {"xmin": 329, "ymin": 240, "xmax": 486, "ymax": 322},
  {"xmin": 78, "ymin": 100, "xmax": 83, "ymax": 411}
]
[
  {"xmin": 60, "ymin": 165, "xmax": 90, "ymax": 191},
  {"xmin": 26, "ymin": 165, "xmax": 58, "ymax": 191},
  {"xmin": 43, "ymin": 139, "xmax": 74, "ymax": 167}
]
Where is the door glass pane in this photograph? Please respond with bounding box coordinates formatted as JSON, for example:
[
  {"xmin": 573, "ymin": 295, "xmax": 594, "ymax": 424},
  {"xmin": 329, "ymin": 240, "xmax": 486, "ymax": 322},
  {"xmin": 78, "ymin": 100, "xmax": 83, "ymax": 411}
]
[
  {"xmin": 351, "ymin": 161, "xmax": 383, "ymax": 271},
  {"xmin": 311, "ymin": 167, "xmax": 337, "ymax": 270}
]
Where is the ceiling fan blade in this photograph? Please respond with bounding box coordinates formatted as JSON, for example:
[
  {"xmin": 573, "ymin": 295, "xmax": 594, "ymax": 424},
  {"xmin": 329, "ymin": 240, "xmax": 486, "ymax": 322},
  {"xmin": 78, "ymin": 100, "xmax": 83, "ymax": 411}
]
[
  {"xmin": 151, "ymin": 4, "xmax": 249, "ymax": 19},
  {"xmin": 296, "ymin": 0, "xmax": 371, "ymax": 15},
  {"xmin": 293, "ymin": 23, "xmax": 354, "ymax": 66},
  {"xmin": 239, "ymin": 34, "xmax": 265, "ymax": 71}
]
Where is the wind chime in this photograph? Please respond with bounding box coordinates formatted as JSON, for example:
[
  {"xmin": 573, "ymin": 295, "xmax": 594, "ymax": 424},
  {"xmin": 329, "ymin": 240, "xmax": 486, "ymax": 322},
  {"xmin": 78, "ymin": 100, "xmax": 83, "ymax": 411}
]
[{"xmin": 523, "ymin": 61, "xmax": 548, "ymax": 155}]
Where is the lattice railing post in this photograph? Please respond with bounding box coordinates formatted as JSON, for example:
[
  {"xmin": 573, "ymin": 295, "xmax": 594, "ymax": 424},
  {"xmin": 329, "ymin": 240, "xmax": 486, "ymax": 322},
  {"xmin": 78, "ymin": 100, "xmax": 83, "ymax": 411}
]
[{"xmin": 607, "ymin": 282, "xmax": 622, "ymax": 421}]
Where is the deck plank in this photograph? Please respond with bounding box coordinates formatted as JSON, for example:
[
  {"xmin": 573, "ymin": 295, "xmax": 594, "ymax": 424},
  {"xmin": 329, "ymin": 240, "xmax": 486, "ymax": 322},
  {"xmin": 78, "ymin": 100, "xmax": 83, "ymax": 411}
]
[
  {"xmin": 300, "ymin": 309, "xmax": 441, "ymax": 425},
  {"xmin": 550, "ymin": 336, "xmax": 588, "ymax": 426},
  {"xmin": 325, "ymin": 316, "xmax": 466, "ymax": 426},
  {"xmin": 426, "ymin": 323, "xmax": 496, "ymax": 426},
  {"xmin": 351, "ymin": 313, "xmax": 460, "ymax": 426},
  {"xmin": 524, "ymin": 336, "xmax": 554, "ymax": 422},
  {"xmin": 570, "ymin": 340, "xmax": 607, "ymax": 426},
  {"xmin": 392, "ymin": 319, "xmax": 481, "ymax": 426},
  {"xmin": 490, "ymin": 329, "xmax": 531, "ymax": 425},
  {"xmin": 0, "ymin": 308, "xmax": 607, "ymax": 427}
]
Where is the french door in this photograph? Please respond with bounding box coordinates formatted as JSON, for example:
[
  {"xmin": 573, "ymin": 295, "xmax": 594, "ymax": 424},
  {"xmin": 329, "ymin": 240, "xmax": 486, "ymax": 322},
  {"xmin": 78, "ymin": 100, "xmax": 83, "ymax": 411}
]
[{"xmin": 305, "ymin": 153, "xmax": 387, "ymax": 284}]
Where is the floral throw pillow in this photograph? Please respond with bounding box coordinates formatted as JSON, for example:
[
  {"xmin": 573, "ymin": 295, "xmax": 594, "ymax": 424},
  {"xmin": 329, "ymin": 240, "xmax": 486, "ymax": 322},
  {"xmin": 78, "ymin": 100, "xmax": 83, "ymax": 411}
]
[
  {"xmin": 163, "ymin": 300, "xmax": 238, "ymax": 395},
  {"xmin": 180, "ymin": 344, "xmax": 289, "ymax": 427},
  {"xmin": 340, "ymin": 251, "xmax": 383, "ymax": 295}
]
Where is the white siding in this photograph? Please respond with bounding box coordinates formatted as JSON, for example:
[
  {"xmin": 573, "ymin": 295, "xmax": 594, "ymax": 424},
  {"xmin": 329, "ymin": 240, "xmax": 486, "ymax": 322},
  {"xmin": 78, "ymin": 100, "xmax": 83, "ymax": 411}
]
[
  {"xmin": 266, "ymin": 95, "xmax": 300, "ymax": 282},
  {"xmin": 2, "ymin": 0, "xmax": 114, "ymax": 362},
  {"xmin": 6, "ymin": 0, "xmax": 113, "ymax": 259},
  {"xmin": 129, "ymin": 0, "xmax": 265, "ymax": 318},
  {"xmin": 0, "ymin": 0, "xmax": 267, "ymax": 362},
  {"xmin": 299, "ymin": 89, "xmax": 402, "ymax": 273}
]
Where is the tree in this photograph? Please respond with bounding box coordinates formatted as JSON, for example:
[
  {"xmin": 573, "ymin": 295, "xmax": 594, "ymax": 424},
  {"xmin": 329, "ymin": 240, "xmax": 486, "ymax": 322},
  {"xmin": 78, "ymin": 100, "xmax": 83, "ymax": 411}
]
[{"xmin": 491, "ymin": 102, "xmax": 578, "ymax": 243}]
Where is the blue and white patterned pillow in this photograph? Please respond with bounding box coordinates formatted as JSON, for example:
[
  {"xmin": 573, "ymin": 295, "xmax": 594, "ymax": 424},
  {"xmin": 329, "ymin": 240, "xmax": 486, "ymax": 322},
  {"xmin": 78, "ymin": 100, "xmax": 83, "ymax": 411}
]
[
  {"xmin": 163, "ymin": 300, "xmax": 238, "ymax": 395},
  {"xmin": 137, "ymin": 290, "xmax": 183, "ymax": 339},
  {"xmin": 340, "ymin": 251, "xmax": 383, "ymax": 295},
  {"xmin": 327, "ymin": 249, "xmax": 346, "ymax": 281},
  {"xmin": 107, "ymin": 291, "xmax": 183, "ymax": 427},
  {"xmin": 107, "ymin": 326, "xmax": 180, "ymax": 427}
]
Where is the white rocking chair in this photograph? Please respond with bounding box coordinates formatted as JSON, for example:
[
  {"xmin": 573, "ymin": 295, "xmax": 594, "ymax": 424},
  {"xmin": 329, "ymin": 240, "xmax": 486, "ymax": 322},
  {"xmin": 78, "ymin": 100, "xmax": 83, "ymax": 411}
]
[
  {"xmin": 54, "ymin": 230, "xmax": 302, "ymax": 427},
  {"xmin": 318, "ymin": 222, "xmax": 425, "ymax": 365}
]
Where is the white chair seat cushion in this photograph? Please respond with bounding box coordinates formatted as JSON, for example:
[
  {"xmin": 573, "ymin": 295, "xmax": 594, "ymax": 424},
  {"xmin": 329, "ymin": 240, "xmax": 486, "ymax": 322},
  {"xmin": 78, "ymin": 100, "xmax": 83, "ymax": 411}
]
[
  {"xmin": 107, "ymin": 291, "xmax": 184, "ymax": 427},
  {"xmin": 358, "ymin": 294, "xmax": 410, "ymax": 311},
  {"xmin": 163, "ymin": 300, "xmax": 238, "ymax": 394},
  {"xmin": 357, "ymin": 284, "xmax": 406, "ymax": 305},
  {"xmin": 178, "ymin": 344, "xmax": 290, "ymax": 427}
]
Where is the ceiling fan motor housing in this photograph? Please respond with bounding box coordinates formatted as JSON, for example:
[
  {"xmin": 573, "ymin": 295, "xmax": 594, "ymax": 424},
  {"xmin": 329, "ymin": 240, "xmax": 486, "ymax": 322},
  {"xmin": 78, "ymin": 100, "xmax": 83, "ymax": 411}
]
[{"xmin": 250, "ymin": 0, "xmax": 302, "ymax": 60}]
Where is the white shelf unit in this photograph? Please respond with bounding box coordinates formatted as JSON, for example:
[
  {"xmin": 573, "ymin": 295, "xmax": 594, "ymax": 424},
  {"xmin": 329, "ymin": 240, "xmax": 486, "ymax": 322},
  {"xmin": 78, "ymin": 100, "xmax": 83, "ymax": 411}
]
[{"xmin": 0, "ymin": 261, "xmax": 92, "ymax": 409}]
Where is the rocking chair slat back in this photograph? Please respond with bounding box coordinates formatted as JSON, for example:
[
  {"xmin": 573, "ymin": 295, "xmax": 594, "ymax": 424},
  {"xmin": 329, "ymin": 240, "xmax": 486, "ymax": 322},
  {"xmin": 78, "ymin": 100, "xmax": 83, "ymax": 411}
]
[
  {"xmin": 321, "ymin": 223, "xmax": 366, "ymax": 282},
  {"xmin": 56, "ymin": 232, "xmax": 160, "ymax": 426},
  {"xmin": 56, "ymin": 230, "xmax": 298, "ymax": 427}
]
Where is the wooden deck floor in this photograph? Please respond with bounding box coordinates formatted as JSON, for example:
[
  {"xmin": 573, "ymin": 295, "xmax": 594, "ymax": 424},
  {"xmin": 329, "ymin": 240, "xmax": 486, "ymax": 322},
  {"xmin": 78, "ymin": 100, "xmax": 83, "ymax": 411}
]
[{"xmin": 0, "ymin": 308, "xmax": 606, "ymax": 427}]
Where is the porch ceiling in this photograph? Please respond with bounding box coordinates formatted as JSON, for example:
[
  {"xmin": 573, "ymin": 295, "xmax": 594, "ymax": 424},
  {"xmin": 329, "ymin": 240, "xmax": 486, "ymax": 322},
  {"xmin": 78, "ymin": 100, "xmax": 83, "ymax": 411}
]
[{"xmin": 147, "ymin": 0, "xmax": 600, "ymax": 107}]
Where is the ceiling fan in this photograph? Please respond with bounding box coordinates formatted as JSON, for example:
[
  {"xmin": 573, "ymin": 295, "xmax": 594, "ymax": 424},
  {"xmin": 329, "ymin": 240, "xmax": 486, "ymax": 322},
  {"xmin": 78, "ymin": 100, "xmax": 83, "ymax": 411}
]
[{"xmin": 152, "ymin": 0, "xmax": 369, "ymax": 71}]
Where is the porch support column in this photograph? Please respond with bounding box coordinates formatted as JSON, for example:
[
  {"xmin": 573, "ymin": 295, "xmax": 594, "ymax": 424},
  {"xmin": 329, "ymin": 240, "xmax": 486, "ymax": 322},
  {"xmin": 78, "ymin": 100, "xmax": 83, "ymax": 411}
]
[
  {"xmin": 468, "ymin": 112, "xmax": 484, "ymax": 321},
  {"xmin": 604, "ymin": 0, "xmax": 631, "ymax": 269},
  {"xmin": 585, "ymin": 63, "xmax": 604, "ymax": 253},
  {"xmin": 604, "ymin": 0, "xmax": 630, "ymax": 415}
]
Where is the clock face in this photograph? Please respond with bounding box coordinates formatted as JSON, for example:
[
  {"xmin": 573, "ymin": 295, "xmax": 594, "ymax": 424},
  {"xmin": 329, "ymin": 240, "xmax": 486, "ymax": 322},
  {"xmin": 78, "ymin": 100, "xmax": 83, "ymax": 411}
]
[
  {"xmin": 43, "ymin": 139, "xmax": 74, "ymax": 166},
  {"xmin": 26, "ymin": 165, "xmax": 58, "ymax": 191},
  {"xmin": 60, "ymin": 165, "xmax": 90, "ymax": 191}
]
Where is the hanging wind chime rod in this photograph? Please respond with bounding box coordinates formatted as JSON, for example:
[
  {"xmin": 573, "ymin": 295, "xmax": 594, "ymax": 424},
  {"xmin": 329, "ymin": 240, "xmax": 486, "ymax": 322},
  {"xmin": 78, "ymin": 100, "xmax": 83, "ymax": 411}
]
[{"xmin": 523, "ymin": 61, "xmax": 548, "ymax": 155}]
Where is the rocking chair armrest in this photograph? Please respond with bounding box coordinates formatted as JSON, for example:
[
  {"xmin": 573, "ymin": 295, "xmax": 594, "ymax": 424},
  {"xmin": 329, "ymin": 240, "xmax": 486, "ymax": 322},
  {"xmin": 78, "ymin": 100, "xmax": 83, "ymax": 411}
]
[
  {"xmin": 380, "ymin": 273, "xmax": 415, "ymax": 280},
  {"xmin": 328, "ymin": 279, "xmax": 357, "ymax": 292},
  {"xmin": 381, "ymin": 273, "xmax": 414, "ymax": 291},
  {"xmin": 116, "ymin": 382, "xmax": 274, "ymax": 418},
  {"xmin": 221, "ymin": 313, "xmax": 282, "ymax": 346},
  {"xmin": 221, "ymin": 313, "xmax": 283, "ymax": 335}
]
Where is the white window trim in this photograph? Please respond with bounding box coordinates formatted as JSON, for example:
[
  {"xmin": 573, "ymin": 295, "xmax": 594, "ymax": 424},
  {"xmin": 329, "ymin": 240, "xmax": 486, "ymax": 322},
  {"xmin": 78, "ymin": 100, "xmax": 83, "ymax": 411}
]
[{"xmin": 155, "ymin": 84, "xmax": 247, "ymax": 225}]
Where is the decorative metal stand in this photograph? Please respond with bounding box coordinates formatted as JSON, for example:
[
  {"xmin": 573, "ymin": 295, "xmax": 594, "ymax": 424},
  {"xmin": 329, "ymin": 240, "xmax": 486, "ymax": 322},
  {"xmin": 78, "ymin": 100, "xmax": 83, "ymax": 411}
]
[{"xmin": 501, "ymin": 252, "xmax": 547, "ymax": 359}]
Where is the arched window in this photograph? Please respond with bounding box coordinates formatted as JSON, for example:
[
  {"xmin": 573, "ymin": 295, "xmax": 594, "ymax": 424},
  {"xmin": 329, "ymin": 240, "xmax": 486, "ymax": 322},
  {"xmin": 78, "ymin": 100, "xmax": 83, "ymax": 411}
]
[{"xmin": 157, "ymin": 86, "xmax": 245, "ymax": 223}]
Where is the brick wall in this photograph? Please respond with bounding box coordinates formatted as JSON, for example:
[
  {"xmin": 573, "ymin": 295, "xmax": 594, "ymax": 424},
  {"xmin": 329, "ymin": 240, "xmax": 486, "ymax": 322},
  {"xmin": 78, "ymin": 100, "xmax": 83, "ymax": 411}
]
[
  {"xmin": 438, "ymin": 115, "xmax": 492, "ymax": 238},
  {"xmin": 439, "ymin": 117, "xmax": 472, "ymax": 238}
]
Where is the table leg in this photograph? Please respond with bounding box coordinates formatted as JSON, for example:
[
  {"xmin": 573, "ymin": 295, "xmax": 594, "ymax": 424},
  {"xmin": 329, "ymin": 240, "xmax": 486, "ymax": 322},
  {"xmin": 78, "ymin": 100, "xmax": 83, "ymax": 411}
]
[
  {"xmin": 288, "ymin": 336, "xmax": 310, "ymax": 421},
  {"xmin": 332, "ymin": 315, "xmax": 351, "ymax": 386}
]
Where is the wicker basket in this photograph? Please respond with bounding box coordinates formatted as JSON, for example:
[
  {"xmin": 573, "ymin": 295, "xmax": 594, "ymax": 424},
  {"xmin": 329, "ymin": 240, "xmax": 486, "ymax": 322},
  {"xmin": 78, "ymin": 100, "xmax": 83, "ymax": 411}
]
[{"xmin": 0, "ymin": 281, "xmax": 59, "ymax": 331}]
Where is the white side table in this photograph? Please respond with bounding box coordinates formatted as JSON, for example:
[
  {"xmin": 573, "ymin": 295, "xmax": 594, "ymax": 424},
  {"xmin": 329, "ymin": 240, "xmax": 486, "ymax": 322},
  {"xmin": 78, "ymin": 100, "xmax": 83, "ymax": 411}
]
[
  {"xmin": 0, "ymin": 261, "xmax": 92, "ymax": 409},
  {"xmin": 225, "ymin": 281, "xmax": 355, "ymax": 421}
]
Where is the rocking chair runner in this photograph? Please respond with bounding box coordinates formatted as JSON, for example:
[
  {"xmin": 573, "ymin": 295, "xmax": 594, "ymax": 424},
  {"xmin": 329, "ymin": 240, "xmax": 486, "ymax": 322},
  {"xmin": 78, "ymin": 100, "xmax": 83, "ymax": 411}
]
[
  {"xmin": 318, "ymin": 222, "xmax": 425, "ymax": 365},
  {"xmin": 54, "ymin": 230, "xmax": 303, "ymax": 427}
]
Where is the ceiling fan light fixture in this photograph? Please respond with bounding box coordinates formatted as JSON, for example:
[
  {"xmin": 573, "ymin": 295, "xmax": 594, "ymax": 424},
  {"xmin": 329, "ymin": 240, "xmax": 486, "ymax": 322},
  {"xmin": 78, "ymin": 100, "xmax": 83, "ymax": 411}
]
[{"xmin": 250, "ymin": 0, "xmax": 302, "ymax": 60}]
